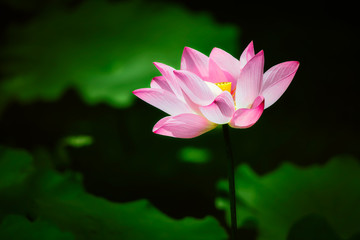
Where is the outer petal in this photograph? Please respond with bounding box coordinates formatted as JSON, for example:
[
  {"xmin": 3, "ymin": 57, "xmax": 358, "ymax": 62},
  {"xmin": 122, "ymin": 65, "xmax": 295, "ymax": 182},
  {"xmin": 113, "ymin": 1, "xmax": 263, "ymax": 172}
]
[
  {"xmin": 229, "ymin": 96, "xmax": 264, "ymax": 129},
  {"xmin": 153, "ymin": 62, "xmax": 184, "ymax": 100},
  {"xmin": 133, "ymin": 88, "xmax": 192, "ymax": 116},
  {"xmin": 239, "ymin": 41, "xmax": 255, "ymax": 69},
  {"xmin": 199, "ymin": 91, "xmax": 235, "ymax": 124},
  {"xmin": 261, "ymin": 61, "xmax": 300, "ymax": 109},
  {"xmin": 209, "ymin": 47, "xmax": 240, "ymax": 82},
  {"xmin": 180, "ymin": 47, "xmax": 209, "ymax": 80},
  {"xmin": 153, "ymin": 113, "xmax": 217, "ymax": 139},
  {"xmin": 150, "ymin": 76, "xmax": 173, "ymax": 93},
  {"xmin": 235, "ymin": 50, "xmax": 264, "ymax": 109},
  {"xmin": 174, "ymin": 70, "xmax": 219, "ymax": 106}
]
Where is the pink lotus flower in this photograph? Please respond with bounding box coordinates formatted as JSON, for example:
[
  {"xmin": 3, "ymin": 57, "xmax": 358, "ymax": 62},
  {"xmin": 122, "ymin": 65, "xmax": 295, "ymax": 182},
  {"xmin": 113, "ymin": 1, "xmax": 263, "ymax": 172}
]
[{"xmin": 133, "ymin": 42, "xmax": 299, "ymax": 138}]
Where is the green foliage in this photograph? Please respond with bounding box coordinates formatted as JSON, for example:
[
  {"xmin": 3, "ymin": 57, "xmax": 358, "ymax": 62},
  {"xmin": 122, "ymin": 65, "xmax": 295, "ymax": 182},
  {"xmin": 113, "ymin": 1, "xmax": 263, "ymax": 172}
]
[
  {"xmin": 179, "ymin": 147, "xmax": 211, "ymax": 163},
  {"xmin": 286, "ymin": 214, "xmax": 360, "ymax": 240},
  {"xmin": 63, "ymin": 135, "xmax": 93, "ymax": 148},
  {"xmin": 216, "ymin": 156, "xmax": 360, "ymax": 240},
  {"xmin": 0, "ymin": 147, "xmax": 227, "ymax": 240},
  {"xmin": 0, "ymin": 0, "xmax": 238, "ymax": 109},
  {"xmin": 0, "ymin": 147, "xmax": 34, "ymax": 190},
  {"xmin": 0, "ymin": 215, "xmax": 75, "ymax": 240}
]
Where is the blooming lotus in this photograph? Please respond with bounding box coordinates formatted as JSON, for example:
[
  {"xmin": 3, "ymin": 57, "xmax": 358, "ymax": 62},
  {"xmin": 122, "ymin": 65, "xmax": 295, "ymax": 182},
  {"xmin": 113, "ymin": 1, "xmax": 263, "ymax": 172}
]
[{"xmin": 133, "ymin": 42, "xmax": 299, "ymax": 138}]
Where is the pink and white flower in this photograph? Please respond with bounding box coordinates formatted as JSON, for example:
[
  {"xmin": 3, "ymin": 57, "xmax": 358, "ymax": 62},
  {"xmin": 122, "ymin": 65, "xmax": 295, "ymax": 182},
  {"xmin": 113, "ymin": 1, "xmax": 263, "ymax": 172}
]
[{"xmin": 133, "ymin": 42, "xmax": 299, "ymax": 138}]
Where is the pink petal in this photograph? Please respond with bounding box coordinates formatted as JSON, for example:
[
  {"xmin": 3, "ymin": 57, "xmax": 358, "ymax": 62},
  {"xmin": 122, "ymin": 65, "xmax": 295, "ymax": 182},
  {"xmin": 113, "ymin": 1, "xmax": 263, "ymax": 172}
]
[
  {"xmin": 261, "ymin": 61, "xmax": 299, "ymax": 108},
  {"xmin": 239, "ymin": 41, "xmax": 255, "ymax": 69},
  {"xmin": 235, "ymin": 50, "xmax": 264, "ymax": 109},
  {"xmin": 181, "ymin": 83, "xmax": 223, "ymax": 115},
  {"xmin": 208, "ymin": 58, "xmax": 237, "ymax": 91},
  {"xmin": 180, "ymin": 47, "xmax": 209, "ymax": 80},
  {"xmin": 199, "ymin": 91, "xmax": 235, "ymax": 124},
  {"xmin": 133, "ymin": 88, "xmax": 192, "ymax": 116},
  {"xmin": 150, "ymin": 76, "xmax": 173, "ymax": 94},
  {"xmin": 209, "ymin": 47, "xmax": 240, "ymax": 82},
  {"xmin": 229, "ymin": 96, "xmax": 265, "ymax": 129},
  {"xmin": 153, "ymin": 113, "xmax": 217, "ymax": 138},
  {"xmin": 174, "ymin": 70, "xmax": 217, "ymax": 106},
  {"xmin": 207, "ymin": 58, "xmax": 229, "ymax": 83},
  {"xmin": 153, "ymin": 62, "xmax": 184, "ymax": 100}
]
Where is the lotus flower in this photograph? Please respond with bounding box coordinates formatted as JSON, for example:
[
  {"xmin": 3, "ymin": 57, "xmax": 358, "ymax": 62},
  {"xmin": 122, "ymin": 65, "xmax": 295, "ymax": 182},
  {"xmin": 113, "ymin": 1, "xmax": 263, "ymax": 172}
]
[{"xmin": 133, "ymin": 42, "xmax": 299, "ymax": 138}]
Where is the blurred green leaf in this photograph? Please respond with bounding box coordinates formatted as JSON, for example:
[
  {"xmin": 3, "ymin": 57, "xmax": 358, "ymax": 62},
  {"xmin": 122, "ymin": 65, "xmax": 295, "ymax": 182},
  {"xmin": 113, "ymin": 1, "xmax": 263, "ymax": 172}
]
[
  {"xmin": 0, "ymin": 0, "xmax": 238, "ymax": 109},
  {"xmin": 0, "ymin": 147, "xmax": 34, "ymax": 190},
  {"xmin": 0, "ymin": 215, "xmax": 75, "ymax": 240},
  {"xmin": 33, "ymin": 170, "xmax": 227, "ymax": 240},
  {"xmin": 0, "ymin": 147, "xmax": 36, "ymax": 218},
  {"xmin": 64, "ymin": 135, "xmax": 93, "ymax": 148},
  {"xmin": 0, "ymin": 147, "xmax": 228, "ymax": 240},
  {"xmin": 287, "ymin": 214, "xmax": 360, "ymax": 240},
  {"xmin": 287, "ymin": 214, "xmax": 345, "ymax": 240},
  {"xmin": 179, "ymin": 147, "xmax": 211, "ymax": 163},
  {"xmin": 216, "ymin": 156, "xmax": 360, "ymax": 240}
]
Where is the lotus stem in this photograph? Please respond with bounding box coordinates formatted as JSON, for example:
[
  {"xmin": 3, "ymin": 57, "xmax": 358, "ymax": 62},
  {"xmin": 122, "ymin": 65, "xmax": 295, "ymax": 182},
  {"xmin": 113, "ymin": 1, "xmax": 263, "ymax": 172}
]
[{"xmin": 222, "ymin": 124, "xmax": 237, "ymax": 240}]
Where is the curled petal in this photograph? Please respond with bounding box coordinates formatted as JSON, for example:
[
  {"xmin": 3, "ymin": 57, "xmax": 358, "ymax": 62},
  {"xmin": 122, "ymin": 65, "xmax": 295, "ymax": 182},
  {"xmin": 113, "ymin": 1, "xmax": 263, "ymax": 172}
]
[
  {"xmin": 199, "ymin": 91, "xmax": 235, "ymax": 124},
  {"xmin": 181, "ymin": 82, "xmax": 222, "ymax": 114},
  {"xmin": 261, "ymin": 61, "xmax": 300, "ymax": 108},
  {"xmin": 239, "ymin": 41, "xmax": 255, "ymax": 69},
  {"xmin": 204, "ymin": 81, "xmax": 223, "ymax": 96},
  {"xmin": 180, "ymin": 47, "xmax": 209, "ymax": 80},
  {"xmin": 153, "ymin": 113, "xmax": 217, "ymax": 139},
  {"xmin": 153, "ymin": 62, "xmax": 184, "ymax": 100},
  {"xmin": 209, "ymin": 47, "xmax": 240, "ymax": 82},
  {"xmin": 174, "ymin": 70, "xmax": 219, "ymax": 106},
  {"xmin": 150, "ymin": 76, "xmax": 173, "ymax": 93},
  {"xmin": 133, "ymin": 88, "xmax": 192, "ymax": 116},
  {"xmin": 235, "ymin": 50, "xmax": 264, "ymax": 109},
  {"xmin": 229, "ymin": 96, "xmax": 264, "ymax": 129}
]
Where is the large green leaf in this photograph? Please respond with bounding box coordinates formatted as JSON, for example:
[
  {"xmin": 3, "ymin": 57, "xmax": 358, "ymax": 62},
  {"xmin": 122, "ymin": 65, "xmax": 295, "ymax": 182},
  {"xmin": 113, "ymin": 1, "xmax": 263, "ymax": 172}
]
[
  {"xmin": 286, "ymin": 214, "xmax": 360, "ymax": 240},
  {"xmin": 0, "ymin": 215, "xmax": 75, "ymax": 240},
  {"xmin": 0, "ymin": 147, "xmax": 34, "ymax": 190},
  {"xmin": 0, "ymin": 0, "xmax": 238, "ymax": 108},
  {"xmin": 216, "ymin": 156, "xmax": 360, "ymax": 240},
  {"xmin": 0, "ymin": 147, "xmax": 36, "ymax": 217},
  {"xmin": 32, "ymin": 170, "xmax": 228, "ymax": 240},
  {"xmin": 0, "ymin": 147, "xmax": 227, "ymax": 240}
]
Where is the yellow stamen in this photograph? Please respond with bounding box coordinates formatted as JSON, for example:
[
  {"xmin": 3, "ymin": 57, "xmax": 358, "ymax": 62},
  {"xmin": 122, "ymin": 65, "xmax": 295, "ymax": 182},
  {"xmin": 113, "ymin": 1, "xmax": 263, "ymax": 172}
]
[{"xmin": 215, "ymin": 82, "xmax": 232, "ymax": 93}]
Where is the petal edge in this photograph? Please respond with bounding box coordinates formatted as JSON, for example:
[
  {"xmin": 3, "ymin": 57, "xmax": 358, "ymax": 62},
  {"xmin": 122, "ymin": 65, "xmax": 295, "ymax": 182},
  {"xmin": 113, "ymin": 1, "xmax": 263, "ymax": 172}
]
[
  {"xmin": 133, "ymin": 88, "xmax": 192, "ymax": 116},
  {"xmin": 261, "ymin": 61, "xmax": 299, "ymax": 108},
  {"xmin": 180, "ymin": 47, "xmax": 209, "ymax": 80},
  {"xmin": 153, "ymin": 113, "xmax": 216, "ymax": 138},
  {"xmin": 229, "ymin": 96, "xmax": 264, "ymax": 129},
  {"xmin": 235, "ymin": 50, "xmax": 264, "ymax": 109},
  {"xmin": 174, "ymin": 70, "xmax": 217, "ymax": 106},
  {"xmin": 199, "ymin": 91, "xmax": 235, "ymax": 124}
]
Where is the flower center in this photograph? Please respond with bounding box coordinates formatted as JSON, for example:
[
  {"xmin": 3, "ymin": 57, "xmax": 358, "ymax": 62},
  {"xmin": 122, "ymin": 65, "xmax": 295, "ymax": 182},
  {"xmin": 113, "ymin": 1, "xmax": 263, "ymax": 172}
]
[{"xmin": 215, "ymin": 82, "xmax": 231, "ymax": 93}]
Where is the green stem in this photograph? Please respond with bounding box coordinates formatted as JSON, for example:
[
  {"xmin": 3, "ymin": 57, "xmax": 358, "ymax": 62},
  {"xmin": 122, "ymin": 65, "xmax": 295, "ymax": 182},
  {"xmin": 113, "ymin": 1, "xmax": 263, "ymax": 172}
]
[{"xmin": 222, "ymin": 124, "xmax": 237, "ymax": 240}]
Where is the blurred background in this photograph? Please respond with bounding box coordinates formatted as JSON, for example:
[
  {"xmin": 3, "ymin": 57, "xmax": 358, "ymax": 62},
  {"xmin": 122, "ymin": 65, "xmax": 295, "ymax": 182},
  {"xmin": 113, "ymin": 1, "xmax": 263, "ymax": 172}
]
[{"xmin": 0, "ymin": 0, "xmax": 359, "ymax": 239}]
